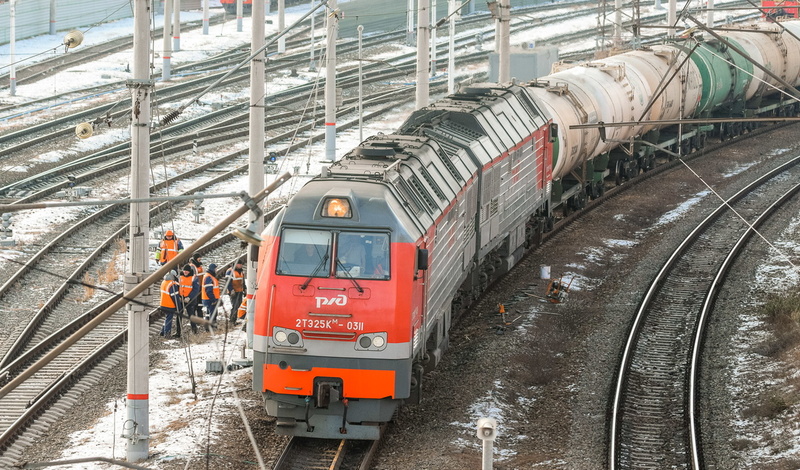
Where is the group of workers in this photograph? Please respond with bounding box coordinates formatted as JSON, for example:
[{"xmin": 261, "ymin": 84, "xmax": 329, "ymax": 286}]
[{"xmin": 156, "ymin": 230, "xmax": 247, "ymax": 338}]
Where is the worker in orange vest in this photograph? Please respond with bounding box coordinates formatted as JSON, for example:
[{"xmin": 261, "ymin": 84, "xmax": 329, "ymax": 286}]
[
  {"xmin": 189, "ymin": 252, "xmax": 204, "ymax": 275},
  {"xmin": 159, "ymin": 271, "xmax": 183, "ymax": 338},
  {"xmin": 178, "ymin": 264, "xmax": 201, "ymax": 334},
  {"xmin": 156, "ymin": 230, "xmax": 184, "ymax": 266},
  {"xmin": 202, "ymin": 263, "xmax": 220, "ymax": 327},
  {"xmin": 237, "ymin": 298, "xmax": 247, "ymax": 320},
  {"xmin": 225, "ymin": 261, "xmax": 245, "ymax": 323}
]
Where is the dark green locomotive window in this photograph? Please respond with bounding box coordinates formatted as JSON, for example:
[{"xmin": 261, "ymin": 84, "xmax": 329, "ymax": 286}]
[
  {"xmin": 277, "ymin": 228, "xmax": 331, "ymax": 277},
  {"xmin": 335, "ymin": 232, "xmax": 390, "ymax": 280}
]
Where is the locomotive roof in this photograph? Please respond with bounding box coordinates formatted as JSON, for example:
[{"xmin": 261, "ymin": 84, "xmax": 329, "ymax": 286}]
[
  {"xmin": 279, "ymin": 179, "xmax": 422, "ymax": 243},
  {"xmin": 329, "ymin": 83, "xmax": 546, "ymax": 181}
]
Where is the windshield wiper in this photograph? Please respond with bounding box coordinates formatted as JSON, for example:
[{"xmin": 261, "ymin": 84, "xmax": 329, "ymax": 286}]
[
  {"xmin": 336, "ymin": 259, "xmax": 364, "ymax": 293},
  {"xmin": 300, "ymin": 253, "xmax": 329, "ymax": 291}
]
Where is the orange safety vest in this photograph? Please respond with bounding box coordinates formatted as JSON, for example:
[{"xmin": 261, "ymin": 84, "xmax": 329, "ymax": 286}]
[
  {"xmin": 160, "ymin": 279, "xmax": 178, "ymax": 309},
  {"xmin": 202, "ymin": 273, "xmax": 220, "ymax": 300},
  {"xmin": 228, "ymin": 269, "xmax": 244, "ymax": 292},
  {"xmin": 179, "ymin": 274, "xmax": 195, "ymax": 297},
  {"xmin": 159, "ymin": 238, "xmax": 181, "ymax": 263},
  {"xmin": 237, "ymin": 298, "xmax": 247, "ymax": 319}
]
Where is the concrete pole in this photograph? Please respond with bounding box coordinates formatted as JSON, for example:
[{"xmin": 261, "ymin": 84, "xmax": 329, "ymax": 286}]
[
  {"xmin": 448, "ymin": 0, "xmax": 456, "ymax": 94},
  {"xmin": 237, "ymin": 0, "xmax": 243, "ymax": 32},
  {"xmin": 654, "ymin": 0, "xmax": 663, "ymax": 10},
  {"xmin": 667, "ymin": 0, "xmax": 676, "ymax": 37},
  {"xmin": 163, "ymin": 0, "xmax": 173, "ymax": 81},
  {"xmin": 278, "ymin": 0, "xmax": 286, "ymax": 53},
  {"xmin": 706, "ymin": 0, "xmax": 714, "ymax": 27},
  {"xmin": 494, "ymin": 15, "xmax": 500, "ymax": 53},
  {"xmin": 310, "ymin": 1, "xmax": 317, "ymax": 71},
  {"xmin": 203, "ymin": 0, "xmax": 209, "ymax": 34},
  {"xmin": 49, "ymin": 0, "xmax": 56, "ymax": 35},
  {"xmin": 415, "ymin": 0, "xmax": 430, "ymax": 109},
  {"xmin": 431, "ymin": 0, "xmax": 437, "ymax": 75},
  {"xmin": 613, "ymin": 0, "xmax": 623, "ymax": 48},
  {"xmin": 173, "ymin": 0, "xmax": 181, "ymax": 52},
  {"xmin": 498, "ymin": 0, "xmax": 510, "ymax": 83},
  {"xmin": 125, "ymin": 0, "xmax": 153, "ymax": 462},
  {"xmin": 407, "ymin": 0, "xmax": 415, "ymax": 45},
  {"xmin": 9, "ymin": 0, "xmax": 15, "ymax": 97},
  {"xmin": 358, "ymin": 25, "xmax": 364, "ymax": 142},
  {"xmin": 246, "ymin": 0, "xmax": 267, "ymax": 346},
  {"xmin": 324, "ymin": 0, "xmax": 338, "ymax": 162}
]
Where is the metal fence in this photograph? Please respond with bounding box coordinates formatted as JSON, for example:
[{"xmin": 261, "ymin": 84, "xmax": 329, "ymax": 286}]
[{"xmin": 0, "ymin": 0, "xmax": 133, "ymax": 44}]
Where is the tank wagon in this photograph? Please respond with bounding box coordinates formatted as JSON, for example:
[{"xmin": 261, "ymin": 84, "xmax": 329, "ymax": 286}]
[{"xmin": 252, "ymin": 19, "xmax": 800, "ymax": 439}]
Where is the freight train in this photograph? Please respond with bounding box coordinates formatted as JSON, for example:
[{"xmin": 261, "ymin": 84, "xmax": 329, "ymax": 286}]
[{"xmin": 252, "ymin": 19, "xmax": 800, "ymax": 439}]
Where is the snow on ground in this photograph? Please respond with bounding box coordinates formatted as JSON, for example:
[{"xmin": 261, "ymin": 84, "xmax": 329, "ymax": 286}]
[
  {"xmin": 59, "ymin": 328, "xmax": 254, "ymax": 467},
  {"xmin": 0, "ymin": 0, "xmax": 772, "ymax": 467}
]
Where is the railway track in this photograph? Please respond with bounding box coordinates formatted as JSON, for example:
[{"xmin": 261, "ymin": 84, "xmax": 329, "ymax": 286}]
[
  {"xmin": 608, "ymin": 152, "xmax": 800, "ymax": 469},
  {"xmin": 0, "ymin": 1, "xmax": 583, "ymax": 138},
  {"xmin": 273, "ymin": 435, "xmax": 382, "ymax": 470},
  {"xmin": 0, "ymin": 12, "xmax": 237, "ymax": 89}
]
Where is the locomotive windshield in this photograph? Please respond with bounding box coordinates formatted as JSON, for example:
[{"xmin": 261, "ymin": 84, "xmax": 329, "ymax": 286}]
[{"xmin": 277, "ymin": 229, "xmax": 390, "ymax": 280}]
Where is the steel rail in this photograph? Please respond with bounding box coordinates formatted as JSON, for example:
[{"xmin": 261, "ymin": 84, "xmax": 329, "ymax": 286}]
[
  {"xmin": 688, "ymin": 177, "xmax": 800, "ymax": 469},
  {"xmin": 608, "ymin": 153, "xmax": 800, "ymax": 469}
]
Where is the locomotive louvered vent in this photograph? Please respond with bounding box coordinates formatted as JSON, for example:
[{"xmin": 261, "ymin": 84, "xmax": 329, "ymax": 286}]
[
  {"xmin": 465, "ymin": 217, "xmax": 476, "ymax": 239},
  {"xmin": 396, "ymin": 179, "xmax": 424, "ymax": 215},
  {"xmin": 515, "ymin": 89, "xmax": 542, "ymax": 119},
  {"xmin": 408, "ymin": 175, "xmax": 438, "ymax": 213},
  {"xmin": 440, "ymin": 120, "xmax": 484, "ymax": 141},
  {"xmin": 426, "ymin": 133, "xmax": 465, "ymax": 183},
  {"xmin": 420, "ymin": 167, "xmax": 447, "ymax": 201}
]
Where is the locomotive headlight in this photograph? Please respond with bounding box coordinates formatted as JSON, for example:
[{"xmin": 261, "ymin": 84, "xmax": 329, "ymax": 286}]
[
  {"xmin": 322, "ymin": 197, "xmax": 351, "ymax": 218},
  {"xmin": 273, "ymin": 327, "xmax": 303, "ymax": 347},
  {"xmin": 355, "ymin": 332, "xmax": 387, "ymax": 351}
]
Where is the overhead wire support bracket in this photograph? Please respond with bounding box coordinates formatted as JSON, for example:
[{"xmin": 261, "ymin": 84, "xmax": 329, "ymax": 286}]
[{"xmin": 159, "ymin": 0, "xmax": 330, "ymax": 127}]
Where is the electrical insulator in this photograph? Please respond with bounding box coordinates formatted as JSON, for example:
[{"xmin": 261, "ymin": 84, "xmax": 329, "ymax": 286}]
[
  {"xmin": 63, "ymin": 30, "xmax": 84, "ymax": 50},
  {"xmin": 75, "ymin": 122, "xmax": 93, "ymax": 139}
]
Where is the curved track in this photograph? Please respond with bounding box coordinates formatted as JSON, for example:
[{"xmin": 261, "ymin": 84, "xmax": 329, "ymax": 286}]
[{"xmin": 609, "ymin": 153, "xmax": 800, "ymax": 469}]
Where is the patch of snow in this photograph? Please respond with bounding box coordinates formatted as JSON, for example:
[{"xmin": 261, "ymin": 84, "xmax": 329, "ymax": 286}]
[{"xmin": 652, "ymin": 189, "xmax": 711, "ymax": 227}]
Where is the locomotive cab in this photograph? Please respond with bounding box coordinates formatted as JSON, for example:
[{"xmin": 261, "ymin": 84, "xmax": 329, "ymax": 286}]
[{"xmin": 253, "ymin": 181, "xmax": 426, "ymax": 440}]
